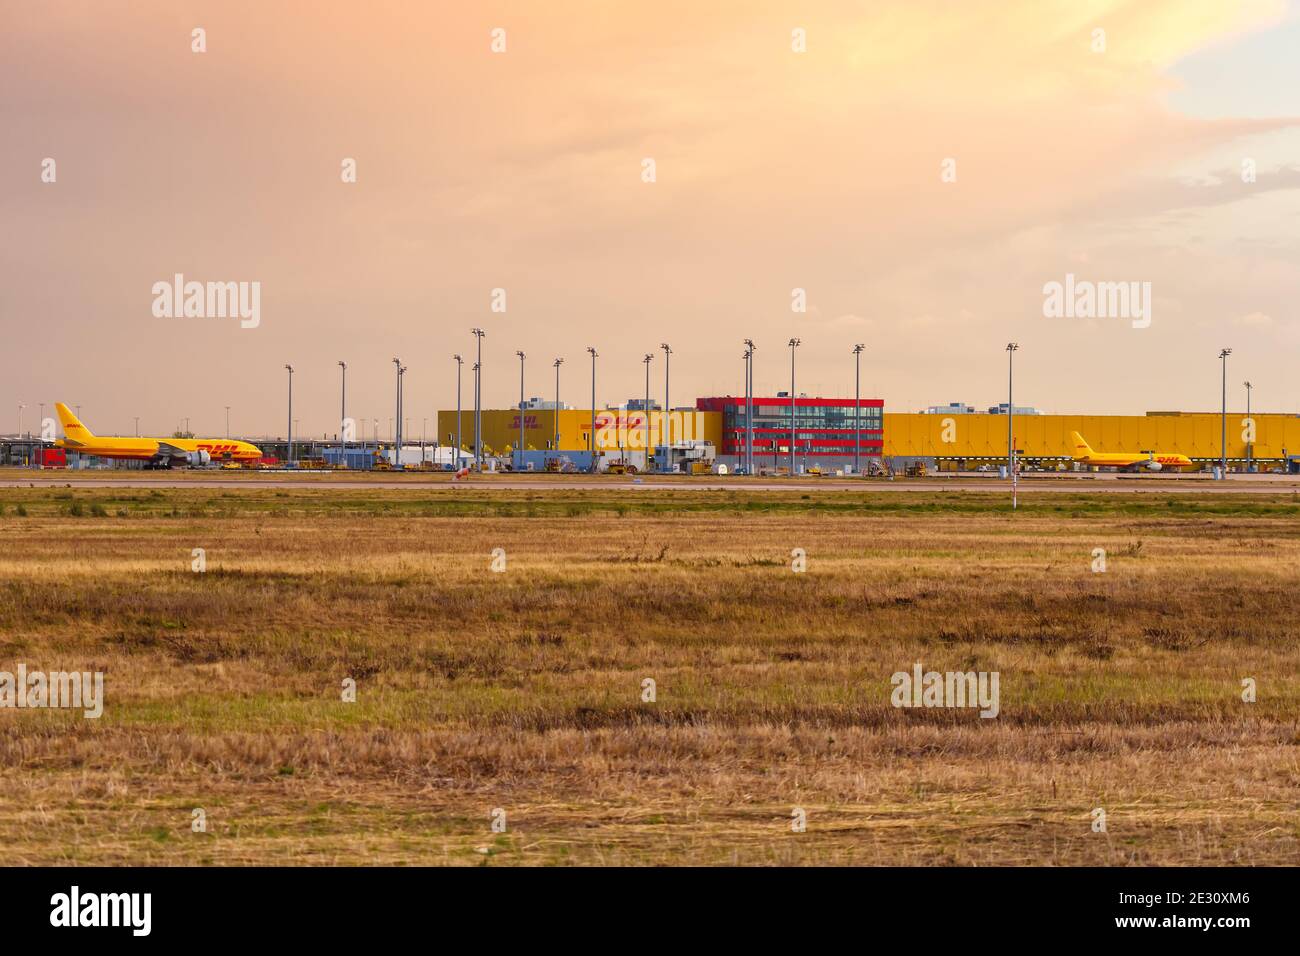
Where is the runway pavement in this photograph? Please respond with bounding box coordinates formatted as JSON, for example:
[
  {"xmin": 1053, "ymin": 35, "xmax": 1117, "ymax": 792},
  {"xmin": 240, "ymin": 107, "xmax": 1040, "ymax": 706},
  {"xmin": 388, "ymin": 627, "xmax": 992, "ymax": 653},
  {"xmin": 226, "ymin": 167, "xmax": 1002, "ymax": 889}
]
[{"xmin": 3, "ymin": 471, "xmax": 1298, "ymax": 494}]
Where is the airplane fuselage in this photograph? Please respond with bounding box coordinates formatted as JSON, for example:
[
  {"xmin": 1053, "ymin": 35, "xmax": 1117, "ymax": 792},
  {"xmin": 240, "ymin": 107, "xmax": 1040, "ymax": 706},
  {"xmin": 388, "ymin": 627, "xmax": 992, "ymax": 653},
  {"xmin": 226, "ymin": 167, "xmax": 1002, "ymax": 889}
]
[
  {"xmin": 53, "ymin": 402, "xmax": 262, "ymax": 465},
  {"xmin": 1068, "ymin": 431, "xmax": 1192, "ymax": 471},
  {"xmin": 57, "ymin": 436, "xmax": 262, "ymax": 462},
  {"xmin": 1073, "ymin": 451, "xmax": 1193, "ymax": 471}
]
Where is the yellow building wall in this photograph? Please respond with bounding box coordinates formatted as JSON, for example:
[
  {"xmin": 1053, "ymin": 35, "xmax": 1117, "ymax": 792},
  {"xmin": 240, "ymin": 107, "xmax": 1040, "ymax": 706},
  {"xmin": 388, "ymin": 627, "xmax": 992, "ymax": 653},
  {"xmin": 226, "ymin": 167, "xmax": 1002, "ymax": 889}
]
[
  {"xmin": 438, "ymin": 408, "xmax": 1298, "ymax": 461},
  {"xmin": 437, "ymin": 409, "xmax": 723, "ymax": 453},
  {"xmin": 883, "ymin": 413, "xmax": 1300, "ymax": 461}
]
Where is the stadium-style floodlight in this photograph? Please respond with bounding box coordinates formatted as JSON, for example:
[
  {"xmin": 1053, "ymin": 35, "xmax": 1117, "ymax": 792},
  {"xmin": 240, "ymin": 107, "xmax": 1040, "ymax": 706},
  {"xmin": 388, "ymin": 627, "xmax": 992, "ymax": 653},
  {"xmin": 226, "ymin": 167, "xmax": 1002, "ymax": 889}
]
[
  {"xmin": 788, "ymin": 338, "xmax": 801, "ymax": 475},
  {"xmin": 453, "ymin": 354, "xmax": 464, "ymax": 467},
  {"xmin": 660, "ymin": 343, "xmax": 672, "ymax": 466},
  {"xmin": 1005, "ymin": 343, "xmax": 1018, "ymax": 474},
  {"xmin": 1219, "ymin": 348, "xmax": 1232, "ymax": 476},
  {"xmin": 225, "ymin": 405, "xmax": 231, "ymax": 439},
  {"xmin": 853, "ymin": 344, "xmax": 865, "ymax": 475},
  {"xmin": 516, "ymin": 351, "xmax": 526, "ymax": 471},
  {"xmin": 471, "ymin": 364, "xmax": 479, "ymax": 460},
  {"xmin": 1005, "ymin": 343, "xmax": 1020, "ymax": 508},
  {"xmin": 743, "ymin": 339, "xmax": 755, "ymax": 474},
  {"xmin": 1244, "ymin": 380, "xmax": 1253, "ymax": 472},
  {"xmin": 284, "ymin": 364, "xmax": 294, "ymax": 462},
  {"xmin": 642, "ymin": 353, "xmax": 654, "ymax": 467},
  {"xmin": 338, "ymin": 361, "xmax": 347, "ymax": 442},
  {"xmin": 399, "ymin": 365, "xmax": 408, "ymax": 463},
  {"xmin": 743, "ymin": 345, "xmax": 754, "ymax": 476},
  {"xmin": 17, "ymin": 403, "xmax": 24, "ymax": 440},
  {"xmin": 392, "ymin": 357, "xmax": 402, "ymax": 460},
  {"xmin": 471, "ymin": 329, "xmax": 485, "ymax": 470},
  {"xmin": 587, "ymin": 347, "xmax": 599, "ymax": 472},
  {"xmin": 552, "ymin": 358, "xmax": 564, "ymax": 451}
]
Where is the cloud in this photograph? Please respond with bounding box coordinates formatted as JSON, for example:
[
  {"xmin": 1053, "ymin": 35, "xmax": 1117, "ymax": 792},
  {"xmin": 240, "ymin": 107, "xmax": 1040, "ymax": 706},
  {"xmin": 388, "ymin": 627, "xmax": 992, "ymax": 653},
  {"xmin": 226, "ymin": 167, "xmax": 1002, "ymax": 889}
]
[
  {"xmin": 2, "ymin": 0, "xmax": 1298, "ymax": 428},
  {"xmin": 826, "ymin": 314, "xmax": 876, "ymax": 329}
]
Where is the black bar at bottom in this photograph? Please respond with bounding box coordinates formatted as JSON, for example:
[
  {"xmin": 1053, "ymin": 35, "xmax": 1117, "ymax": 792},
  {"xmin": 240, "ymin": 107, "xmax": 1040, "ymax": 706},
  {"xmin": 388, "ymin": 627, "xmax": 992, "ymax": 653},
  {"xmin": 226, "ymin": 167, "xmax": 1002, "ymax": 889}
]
[{"xmin": 1, "ymin": 866, "xmax": 1283, "ymax": 942}]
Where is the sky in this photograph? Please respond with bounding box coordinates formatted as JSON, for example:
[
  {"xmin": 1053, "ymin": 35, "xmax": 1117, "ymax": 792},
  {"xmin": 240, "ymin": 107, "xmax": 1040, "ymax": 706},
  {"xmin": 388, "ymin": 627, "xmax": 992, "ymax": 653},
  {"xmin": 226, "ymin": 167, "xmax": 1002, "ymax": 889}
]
[{"xmin": 3, "ymin": 0, "xmax": 1299, "ymax": 439}]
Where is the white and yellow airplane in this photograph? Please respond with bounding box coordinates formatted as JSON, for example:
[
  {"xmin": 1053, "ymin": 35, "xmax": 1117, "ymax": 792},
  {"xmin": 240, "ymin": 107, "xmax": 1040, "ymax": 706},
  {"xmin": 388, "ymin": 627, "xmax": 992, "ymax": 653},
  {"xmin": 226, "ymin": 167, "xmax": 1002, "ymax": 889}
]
[
  {"xmin": 55, "ymin": 403, "xmax": 262, "ymax": 467},
  {"xmin": 1069, "ymin": 431, "xmax": 1192, "ymax": 472}
]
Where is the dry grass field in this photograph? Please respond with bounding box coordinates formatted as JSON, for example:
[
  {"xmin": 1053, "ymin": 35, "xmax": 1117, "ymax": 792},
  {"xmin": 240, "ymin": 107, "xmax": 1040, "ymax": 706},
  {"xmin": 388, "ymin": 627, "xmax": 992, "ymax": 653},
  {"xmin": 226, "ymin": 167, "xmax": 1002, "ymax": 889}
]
[{"xmin": 0, "ymin": 482, "xmax": 1297, "ymax": 865}]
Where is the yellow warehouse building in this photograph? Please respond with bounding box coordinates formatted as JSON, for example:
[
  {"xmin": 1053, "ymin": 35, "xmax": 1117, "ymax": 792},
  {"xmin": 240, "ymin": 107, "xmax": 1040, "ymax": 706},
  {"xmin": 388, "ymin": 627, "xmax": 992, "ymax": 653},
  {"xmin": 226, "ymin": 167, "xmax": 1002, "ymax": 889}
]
[
  {"xmin": 436, "ymin": 408, "xmax": 722, "ymax": 456},
  {"xmin": 883, "ymin": 412, "xmax": 1300, "ymax": 463},
  {"xmin": 438, "ymin": 407, "xmax": 1299, "ymax": 466}
]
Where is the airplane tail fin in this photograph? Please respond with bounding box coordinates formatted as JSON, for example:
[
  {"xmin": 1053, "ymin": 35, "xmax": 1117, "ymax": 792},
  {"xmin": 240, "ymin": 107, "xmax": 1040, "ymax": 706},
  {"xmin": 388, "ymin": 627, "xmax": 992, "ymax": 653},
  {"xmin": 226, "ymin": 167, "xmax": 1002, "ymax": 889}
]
[
  {"xmin": 54, "ymin": 403, "xmax": 95, "ymax": 442},
  {"xmin": 1069, "ymin": 431, "xmax": 1093, "ymax": 457}
]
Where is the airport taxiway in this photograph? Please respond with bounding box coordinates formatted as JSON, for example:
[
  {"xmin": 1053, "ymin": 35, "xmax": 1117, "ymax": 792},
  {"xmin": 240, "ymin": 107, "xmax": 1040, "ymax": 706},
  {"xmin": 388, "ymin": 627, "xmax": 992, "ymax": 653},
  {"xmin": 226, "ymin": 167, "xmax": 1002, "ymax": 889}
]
[{"xmin": 3, "ymin": 471, "xmax": 1298, "ymax": 494}]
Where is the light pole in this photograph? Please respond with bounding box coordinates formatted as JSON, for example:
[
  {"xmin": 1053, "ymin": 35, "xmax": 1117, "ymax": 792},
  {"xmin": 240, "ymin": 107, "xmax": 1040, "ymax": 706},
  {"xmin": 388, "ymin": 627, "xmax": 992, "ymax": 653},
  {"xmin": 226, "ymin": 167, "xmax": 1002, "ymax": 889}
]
[
  {"xmin": 516, "ymin": 350, "xmax": 526, "ymax": 472},
  {"xmin": 1244, "ymin": 380, "xmax": 1253, "ymax": 473},
  {"xmin": 643, "ymin": 353, "xmax": 654, "ymax": 470},
  {"xmin": 470, "ymin": 366, "xmax": 479, "ymax": 459},
  {"xmin": 453, "ymin": 354, "xmax": 463, "ymax": 468},
  {"xmin": 788, "ymin": 338, "xmax": 800, "ymax": 475},
  {"xmin": 660, "ymin": 343, "xmax": 671, "ymax": 469},
  {"xmin": 391, "ymin": 357, "xmax": 402, "ymax": 463},
  {"xmin": 1005, "ymin": 343, "xmax": 1018, "ymax": 470},
  {"xmin": 743, "ymin": 339, "xmax": 755, "ymax": 475},
  {"xmin": 587, "ymin": 347, "xmax": 598, "ymax": 473},
  {"xmin": 853, "ymin": 343, "xmax": 865, "ymax": 475},
  {"xmin": 741, "ymin": 347, "xmax": 751, "ymax": 471},
  {"xmin": 553, "ymin": 358, "xmax": 563, "ymax": 452},
  {"xmin": 284, "ymin": 364, "xmax": 294, "ymax": 462},
  {"xmin": 338, "ymin": 361, "xmax": 347, "ymax": 442},
  {"xmin": 472, "ymin": 328, "xmax": 485, "ymax": 470},
  {"xmin": 224, "ymin": 406, "xmax": 231, "ymax": 439},
  {"xmin": 1005, "ymin": 343, "xmax": 1018, "ymax": 506},
  {"xmin": 134, "ymin": 416, "xmax": 140, "ymax": 437},
  {"xmin": 1219, "ymin": 348, "xmax": 1232, "ymax": 476},
  {"xmin": 17, "ymin": 403, "xmax": 25, "ymax": 439}
]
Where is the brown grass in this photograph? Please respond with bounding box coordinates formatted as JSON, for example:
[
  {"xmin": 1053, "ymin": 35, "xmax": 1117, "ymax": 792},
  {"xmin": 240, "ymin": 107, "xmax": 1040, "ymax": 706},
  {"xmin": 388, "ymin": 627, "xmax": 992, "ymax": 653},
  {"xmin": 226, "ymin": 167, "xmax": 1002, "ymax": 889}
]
[{"xmin": 0, "ymin": 486, "xmax": 1296, "ymax": 865}]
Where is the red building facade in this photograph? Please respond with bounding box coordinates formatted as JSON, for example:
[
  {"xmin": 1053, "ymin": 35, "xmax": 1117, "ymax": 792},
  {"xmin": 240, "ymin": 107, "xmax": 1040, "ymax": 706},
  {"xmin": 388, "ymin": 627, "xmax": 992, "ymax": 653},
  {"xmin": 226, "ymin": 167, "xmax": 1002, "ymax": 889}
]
[{"xmin": 696, "ymin": 396, "xmax": 884, "ymax": 461}]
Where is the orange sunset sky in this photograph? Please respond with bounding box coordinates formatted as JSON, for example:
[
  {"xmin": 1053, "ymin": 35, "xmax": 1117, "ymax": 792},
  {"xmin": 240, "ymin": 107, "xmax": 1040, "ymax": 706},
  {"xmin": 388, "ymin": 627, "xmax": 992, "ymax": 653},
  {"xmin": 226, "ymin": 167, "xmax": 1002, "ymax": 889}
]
[{"xmin": 3, "ymin": 1, "xmax": 1299, "ymax": 438}]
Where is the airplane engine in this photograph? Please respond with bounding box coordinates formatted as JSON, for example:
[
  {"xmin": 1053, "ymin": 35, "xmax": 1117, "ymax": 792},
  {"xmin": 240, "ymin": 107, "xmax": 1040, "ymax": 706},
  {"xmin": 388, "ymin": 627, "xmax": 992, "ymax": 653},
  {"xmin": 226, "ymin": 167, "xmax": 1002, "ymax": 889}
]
[
  {"xmin": 186, "ymin": 450, "xmax": 212, "ymax": 467},
  {"xmin": 1144, "ymin": 460, "xmax": 1162, "ymax": 472}
]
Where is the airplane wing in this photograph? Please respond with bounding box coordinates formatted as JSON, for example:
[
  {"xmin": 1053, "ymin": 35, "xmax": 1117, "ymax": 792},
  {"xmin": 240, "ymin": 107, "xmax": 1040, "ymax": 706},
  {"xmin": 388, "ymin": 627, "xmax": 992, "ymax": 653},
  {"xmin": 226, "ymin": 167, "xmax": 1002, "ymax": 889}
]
[{"xmin": 154, "ymin": 441, "xmax": 189, "ymax": 459}]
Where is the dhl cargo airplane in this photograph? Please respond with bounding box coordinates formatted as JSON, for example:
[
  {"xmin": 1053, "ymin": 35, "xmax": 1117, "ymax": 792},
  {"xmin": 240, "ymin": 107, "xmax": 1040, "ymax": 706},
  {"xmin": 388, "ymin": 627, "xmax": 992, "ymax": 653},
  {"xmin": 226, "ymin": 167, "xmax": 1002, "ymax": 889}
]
[
  {"xmin": 55, "ymin": 403, "xmax": 262, "ymax": 467},
  {"xmin": 1070, "ymin": 431, "xmax": 1192, "ymax": 472}
]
